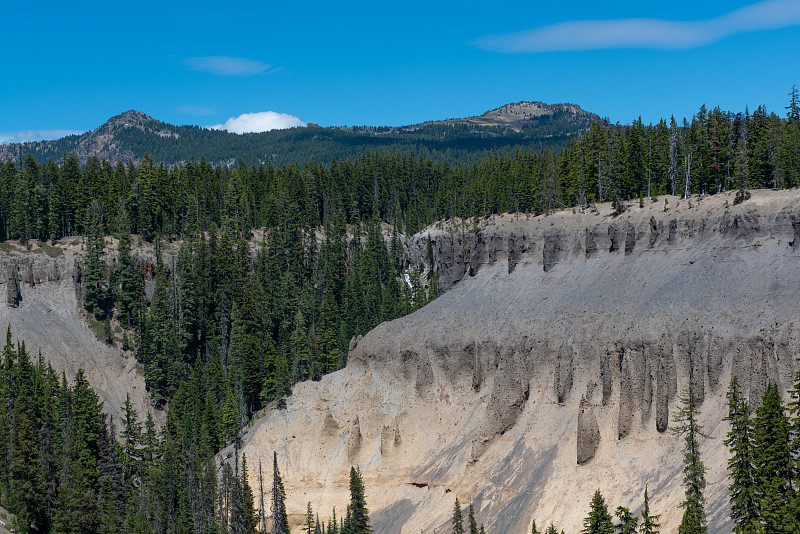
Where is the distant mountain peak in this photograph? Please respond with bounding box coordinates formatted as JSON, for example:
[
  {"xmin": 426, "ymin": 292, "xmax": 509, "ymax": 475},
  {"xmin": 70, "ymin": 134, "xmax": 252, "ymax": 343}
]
[
  {"xmin": 411, "ymin": 100, "xmax": 598, "ymax": 132},
  {"xmin": 480, "ymin": 101, "xmax": 590, "ymax": 119},
  {"xmin": 105, "ymin": 110, "xmax": 158, "ymax": 126}
]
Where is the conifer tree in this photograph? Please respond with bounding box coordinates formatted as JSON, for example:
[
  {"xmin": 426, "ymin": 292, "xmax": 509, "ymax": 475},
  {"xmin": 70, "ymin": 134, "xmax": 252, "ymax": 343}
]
[
  {"xmin": 304, "ymin": 502, "xmax": 316, "ymax": 534},
  {"xmin": 116, "ymin": 208, "xmax": 142, "ymax": 330},
  {"xmin": 581, "ymin": 489, "xmax": 614, "ymax": 534},
  {"xmin": 271, "ymin": 451, "xmax": 290, "ymax": 534},
  {"xmin": 229, "ymin": 275, "xmax": 266, "ymax": 415},
  {"xmin": 223, "ymin": 384, "xmax": 239, "ymax": 442},
  {"xmin": 9, "ymin": 393, "xmax": 40, "ymax": 533},
  {"xmin": 241, "ymin": 454, "xmax": 259, "ymax": 534},
  {"xmin": 530, "ymin": 518, "xmax": 540, "ymax": 534},
  {"xmin": 83, "ymin": 199, "xmax": 109, "ymax": 320},
  {"xmin": 789, "ymin": 361, "xmax": 800, "ymax": 526},
  {"xmin": 120, "ymin": 393, "xmax": 142, "ymax": 482},
  {"xmin": 752, "ymin": 382, "xmax": 793, "ymax": 533},
  {"xmin": 724, "ymin": 376, "xmax": 758, "ymax": 534},
  {"xmin": 613, "ymin": 506, "xmax": 638, "ymax": 534},
  {"xmin": 467, "ymin": 504, "xmax": 478, "ymax": 534},
  {"xmin": 671, "ymin": 385, "xmax": 708, "ymax": 534},
  {"xmin": 452, "ymin": 497, "xmax": 464, "ymax": 534},
  {"xmin": 639, "ymin": 485, "xmax": 660, "ymax": 534},
  {"xmin": 139, "ymin": 252, "xmax": 179, "ymax": 405},
  {"xmin": 348, "ymin": 466, "xmax": 371, "ymax": 534}
]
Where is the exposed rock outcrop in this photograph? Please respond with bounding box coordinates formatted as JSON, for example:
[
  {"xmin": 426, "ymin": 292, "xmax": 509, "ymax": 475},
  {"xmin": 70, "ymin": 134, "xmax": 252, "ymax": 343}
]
[
  {"xmin": 230, "ymin": 190, "xmax": 799, "ymax": 534},
  {"xmin": 577, "ymin": 397, "xmax": 600, "ymax": 464},
  {"xmin": 0, "ymin": 240, "xmax": 162, "ymax": 427},
  {"xmin": 6, "ymin": 264, "xmax": 20, "ymax": 307}
]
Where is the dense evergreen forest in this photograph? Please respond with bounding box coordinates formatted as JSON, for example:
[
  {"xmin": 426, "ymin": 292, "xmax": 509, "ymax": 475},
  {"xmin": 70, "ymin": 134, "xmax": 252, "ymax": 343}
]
[
  {"xmin": 1, "ymin": 91, "xmax": 800, "ymax": 533},
  {"xmin": 2, "ymin": 91, "xmax": 800, "ymax": 246}
]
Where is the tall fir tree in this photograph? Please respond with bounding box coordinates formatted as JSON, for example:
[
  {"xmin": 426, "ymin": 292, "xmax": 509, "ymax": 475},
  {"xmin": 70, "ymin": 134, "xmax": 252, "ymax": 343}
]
[
  {"xmin": 83, "ymin": 199, "xmax": 109, "ymax": 321},
  {"xmin": 639, "ymin": 485, "xmax": 660, "ymax": 534},
  {"xmin": 581, "ymin": 489, "xmax": 614, "ymax": 534},
  {"xmin": 467, "ymin": 504, "xmax": 479, "ymax": 534},
  {"xmin": 271, "ymin": 452, "xmax": 290, "ymax": 534},
  {"xmin": 451, "ymin": 497, "xmax": 464, "ymax": 534},
  {"xmin": 348, "ymin": 467, "xmax": 371, "ymax": 534},
  {"xmin": 724, "ymin": 376, "xmax": 758, "ymax": 534},
  {"xmin": 752, "ymin": 382, "xmax": 793, "ymax": 533},
  {"xmin": 671, "ymin": 385, "xmax": 708, "ymax": 534},
  {"xmin": 613, "ymin": 506, "xmax": 638, "ymax": 534}
]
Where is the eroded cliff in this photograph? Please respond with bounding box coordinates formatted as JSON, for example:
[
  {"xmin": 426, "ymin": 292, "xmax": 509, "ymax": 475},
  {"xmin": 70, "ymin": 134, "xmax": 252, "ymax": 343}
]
[
  {"xmin": 234, "ymin": 190, "xmax": 800, "ymax": 534},
  {"xmin": 0, "ymin": 240, "xmax": 160, "ymax": 425}
]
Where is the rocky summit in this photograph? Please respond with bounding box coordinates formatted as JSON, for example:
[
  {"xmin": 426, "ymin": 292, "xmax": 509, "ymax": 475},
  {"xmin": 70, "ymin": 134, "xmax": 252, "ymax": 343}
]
[{"xmin": 231, "ymin": 189, "xmax": 800, "ymax": 534}]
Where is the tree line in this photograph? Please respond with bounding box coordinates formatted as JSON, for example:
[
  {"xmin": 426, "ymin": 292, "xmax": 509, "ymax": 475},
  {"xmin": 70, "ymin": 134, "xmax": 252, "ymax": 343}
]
[{"xmin": 2, "ymin": 89, "xmax": 800, "ymax": 245}]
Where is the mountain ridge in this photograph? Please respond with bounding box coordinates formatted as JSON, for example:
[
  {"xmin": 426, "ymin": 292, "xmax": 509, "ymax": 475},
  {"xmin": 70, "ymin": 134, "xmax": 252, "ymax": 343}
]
[
  {"xmin": 0, "ymin": 102, "xmax": 599, "ymax": 167},
  {"xmin": 411, "ymin": 101, "xmax": 598, "ymax": 131}
]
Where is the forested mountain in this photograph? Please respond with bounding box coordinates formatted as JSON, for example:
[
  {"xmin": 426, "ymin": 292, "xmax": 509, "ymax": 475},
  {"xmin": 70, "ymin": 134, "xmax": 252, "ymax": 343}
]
[
  {"xmin": 1, "ymin": 90, "xmax": 800, "ymax": 533},
  {"xmin": 0, "ymin": 102, "xmax": 598, "ymax": 167}
]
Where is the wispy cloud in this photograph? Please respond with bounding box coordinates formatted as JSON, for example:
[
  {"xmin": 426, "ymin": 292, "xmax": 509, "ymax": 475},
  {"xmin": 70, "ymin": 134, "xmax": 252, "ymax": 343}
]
[
  {"xmin": 475, "ymin": 0, "xmax": 800, "ymax": 52},
  {"xmin": 209, "ymin": 111, "xmax": 306, "ymax": 134},
  {"xmin": 0, "ymin": 129, "xmax": 85, "ymax": 145},
  {"xmin": 178, "ymin": 105, "xmax": 216, "ymax": 116},
  {"xmin": 183, "ymin": 56, "xmax": 273, "ymax": 76}
]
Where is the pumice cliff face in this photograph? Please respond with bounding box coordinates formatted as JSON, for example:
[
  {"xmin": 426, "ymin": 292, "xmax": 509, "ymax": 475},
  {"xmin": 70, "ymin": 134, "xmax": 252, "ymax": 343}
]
[
  {"xmin": 234, "ymin": 190, "xmax": 798, "ymax": 534},
  {"xmin": 0, "ymin": 241, "xmax": 162, "ymax": 426}
]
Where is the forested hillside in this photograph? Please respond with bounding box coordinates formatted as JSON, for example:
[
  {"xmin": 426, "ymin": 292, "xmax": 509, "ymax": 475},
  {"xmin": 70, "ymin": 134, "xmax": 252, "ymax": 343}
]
[
  {"xmin": 1, "ymin": 93, "xmax": 799, "ymax": 246},
  {"xmin": 0, "ymin": 102, "xmax": 598, "ymax": 167},
  {"xmin": 1, "ymin": 90, "xmax": 800, "ymax": 533}
]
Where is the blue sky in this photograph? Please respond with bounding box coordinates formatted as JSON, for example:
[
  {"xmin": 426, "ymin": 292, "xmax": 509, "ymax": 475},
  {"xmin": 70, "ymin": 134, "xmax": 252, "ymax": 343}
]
[{"xmin": 2, "ymin": 0, "xmax": 800, "ymax": 143}]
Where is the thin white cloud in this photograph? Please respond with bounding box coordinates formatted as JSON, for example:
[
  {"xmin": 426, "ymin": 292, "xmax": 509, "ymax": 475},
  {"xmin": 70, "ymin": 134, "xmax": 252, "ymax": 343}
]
[
  {"xmin": 178, "ymin": 105, "xmax": 216, "ymax": 116},
  {"xmin": 209, "ymin": 111, "xmax": 306, "ymax": 134},
  {"xmin": 183, "ymin": 56, "xmax": 272, "ymax": 76},
  {"xmin": 0, "ymin": 129, "xmax": 85, "ymax": 145},
  {"xmin": 475, "ymin": 0, "xmax": 800, "ymax": 52}
]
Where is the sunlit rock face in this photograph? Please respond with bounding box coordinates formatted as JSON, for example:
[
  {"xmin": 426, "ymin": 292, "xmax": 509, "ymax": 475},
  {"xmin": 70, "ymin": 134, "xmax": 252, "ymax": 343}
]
[{"xmin": 234, "ymin": 190, "xmax": 800, "ymax": 534}]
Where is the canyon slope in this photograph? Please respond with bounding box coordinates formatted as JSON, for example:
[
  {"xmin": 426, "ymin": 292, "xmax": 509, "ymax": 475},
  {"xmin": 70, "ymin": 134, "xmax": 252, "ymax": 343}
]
[
  {"xmin": 0, "ymin": 240, "xmax": 159, "ymax": 425},
  {"xmin": 233, "ymin": 190, "xmax": 800, "ymax": 534}
]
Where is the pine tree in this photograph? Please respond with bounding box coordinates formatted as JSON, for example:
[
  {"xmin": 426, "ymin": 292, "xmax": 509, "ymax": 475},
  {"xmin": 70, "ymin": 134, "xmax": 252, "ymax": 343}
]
[
  {"xmin": 271, "ymin": 452, "xmax": 290, "ymax": 534},
  {"xmin": 116, "ymin": 210, "xmax": 143, "ymax": 331},
  {"xmin": 139, "ymin": 251, "xmax": 179, "ymax": 405},
  {"xmin": 9, "ymin": 393, "xmax": 41, "ymax": 533},
  {"xmin": 304, "ymin": 502, "xmax": 316, "ymax": 534},
  {"xmin": 581, "ymin": 489, "xmax": 614, "ymax": 534},
  {"xmin": 241, "ymin": 454, "xmax": 259, "ymax": 534},
  {"xmin": 789, "ymin": 360, "xmax": 800, "ymax": 526},
  {"xmin": 613, "ymin": 506, "xmax": 638, "ymax": 534},
  {"xmin": 671, "ymin": 385, "xmax": 708, "ymax": 534},
  {"xmin": 83, "ymin": 199, "xmax": 109, "ymax": 320},
  {"xmin": 452, "ymin": 497, "xmax": 464, "ymax": 534},
  {"xmin": 531, "ymin": 517, "xmax": 540, "ymax": 534},
  {"xmin": 120, "ymin": 392, "xmax": 141, "ymax": 455},
  {"xmin": 639, "ymin": 485, "xmax": 660, "ymax": 534},
  {"xmin": 752, "ymin": 382, "xmax": 793, "ymax": 533},
  {"xmin": 724, "ymin": 377, "xmax": 758, "ymax": 534},
  {"xmin": 348, "ymin": 467, "xmax": 371, "ymax": 534},
  {"xmin": 223, "ymin": 384, "xmax": 239, "ymax": 442},
  {"xmin": 229, "ymin": 275, "xmax": 266, "ymax": 415},
  {"xmin": 467, "ymin": 504, "xmax": 478, "ymax": 534}
]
